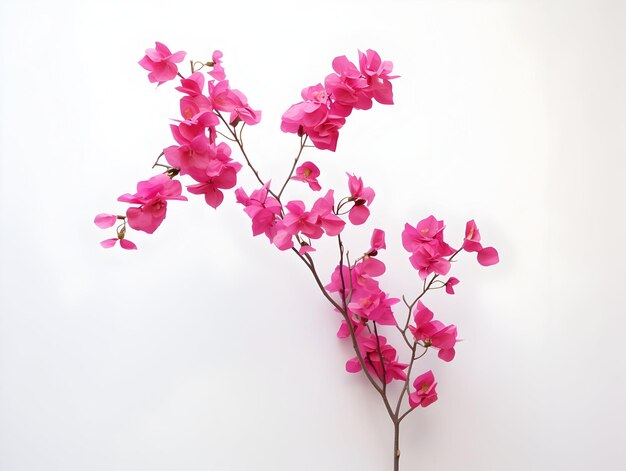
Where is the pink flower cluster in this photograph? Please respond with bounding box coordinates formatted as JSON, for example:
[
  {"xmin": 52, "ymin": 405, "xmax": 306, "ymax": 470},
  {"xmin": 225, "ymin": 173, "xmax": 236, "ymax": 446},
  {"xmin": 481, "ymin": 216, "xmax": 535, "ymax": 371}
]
[
  {"xmin": 236, "ymin": 172, "xmax": 376, "ymax": 253},
  {"xmin": 97, "ymin": 43, "xmax": 263, "ymax": 247},
  {"xmin": 281, "ymin": 50, "xmax": 397, "ymax": 151},
  {"xmin": 138, "ymin": 42, "xmax": 186, "ymax": 85},
  {"xmin": 409, "ymin": 371, "xmax": 438, "ymax": 408},
  {"xmin": 346, "ymin": 334, "xmax": 408, "ymax": 384},
  {"xmin": 408, "ymin": 301, "xmax": 458, "ymax": 362},
  {"xmin": 94, "ymin": 174, "xmax": 187, "ymax": 249},
  {"xmin": 402, "ymin": 216, "xmax": 456, "ymax": 280}
]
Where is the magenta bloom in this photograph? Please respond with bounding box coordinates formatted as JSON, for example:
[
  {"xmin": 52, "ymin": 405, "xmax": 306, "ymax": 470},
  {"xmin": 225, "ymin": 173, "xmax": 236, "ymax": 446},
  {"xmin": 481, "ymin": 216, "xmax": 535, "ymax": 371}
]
[
  {"xmin": 369, "ymin": 229, "xmax": 386, "ymax": 254},
  {"xmin": 235, "ymin": 184, "xmax": 282, "ymax": 240},
  {"xmin": 208, "ymin": 50, "xmax": 226, "ymax": 81},
  {"xmin": 281, "ymin": 84, "xmax": 346, "ymax": 152},
  {"xmin": 209, "ymin": 80, "xmax": 261, "ymax": 125},
  {"xmin": 117, "ymin": 174, "xmax": 187, "ymax": 234},
  {"xmin": 348, "ymin": 290, "xmax": 398, "ymax": 326},
  {"xmin": 409, "ymin": 302, "xmax": 458, "ymax": 362},
  {"xmin": 408, "ymin": 244, "xmax": 452, "ymax": 280},
  {"xmin": 408, "ymin": 370, "xmax": 438, "ymax": 408},
  {"xmin": 347, "ymin": 173, "xmax": 375, "ymax": 225},
  {"xmin": 291, "ymin": 161, "xmax": 322, "ymax": 191},
  {"xmin": 281, "ymin": 84, "xmax": 331, "ymax": 133},
  {"xmin": 282, "ymin": 200, "xmax": 324, "ymax": 239},
  {"xmin": 346, "ymin": 334, "xmax": 408, "ymax": 384},
  {"xmin": 444, "ymin": 277, "xmax": 460, "ymax": 294},
  {"xmin": 311, "ymin": 190, "xmax": 345, "ymax": 236},
  {"xmin": 186, "ymin": 159, "xmax": 242, "ymax": 209},
  {"xmin": 138, "ymin": 42, "xmax": 186, "ymax": 85},
  {"xmin": 463, "ymin": 220, "xmax": 483, "ymax": 252},
  {"xmin": 463, "ymin": 220, "xmax": 500, "ymax": 266},
  {"xmin": 306, "ymin": 114, "xmax": 345, "ymax": 151},
  {"xmin": 358, "ymin": 49, "xmax": 397, "ymax": 106},
  {"xmin": 402, "ymin": 215, "xmax": 454, "ymax": 256},
  {"xmin": 324, "ymin": 55, "xmax": 369, "ymax": 116}
]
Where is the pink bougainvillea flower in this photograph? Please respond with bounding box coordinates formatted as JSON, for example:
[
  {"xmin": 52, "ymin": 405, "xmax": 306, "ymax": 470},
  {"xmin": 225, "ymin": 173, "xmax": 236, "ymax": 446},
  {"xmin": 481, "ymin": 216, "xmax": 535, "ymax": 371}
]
[
  {"xmin": 463, "ymin": 219, "xmax": 483, "ymax": 252},
  {"xmin": 346, "ymin": 173, "xmax": 375, "ymax": 225},
  {"xmin": 346, "ymin": 334, "xmax": 408, "ymax": 384},
  {"xmin": 208, "ymin": 80, "xmax": 261, "ymax": 125},
  {"xmin": 408, "ymin": 301, "xmax": 458, "ymax": 362},
  {"xmin": 100, "ymin": 237, "xmax": 137, "ymax": 250},
  {"xmin": 369, "ymin": 228, "xmax": 386, "ymax": 255},
  {"xmin": 324, "ymin": 55, "xmax": 369, "ymax": 116},
  {"xmin": 311, "ymin": 190, "xmax": 345, "ymax": 236},
  {"xmin": 408, "ymin": 301, "xmax": 434, "ymax": 337},
  {"xmin": 271, "ymin": 222, "xmax": 295, "ymax": 251},
  {"xmin": 444, "ymin": 277, "xmax": 460, "ymax": 294},
  {"xmin": 291, "ymin": 161, "xmax": 322, "ymax": 191},
  {"xmin": 348, "ymin": 290, "xmax": 398, "ymax": 325},
  {"xmin": 408, "ymin": 370, "xmax": 438, "ymax": 408},
  {"xmin": 164, "ymin": 131, "xmax": 236, "ymax": 184},
  {"xmin": 281, "ymin": 84, "xmax": 346, "ymax": 151},
  {"xmin": 477, "ymin": 246, "xmax": 499, "ymax": 266},
  {"xmin": 306, "ymin": 114, "xmax": 345, "ymax": 151},
  {"xmin": 351, "ymin": 257, "xmax": 386, "ymax": 294},
  {"xmin": 429, "ymin": 323, "xmax": 458, "ymax": 361},
  {"xmin": 282, "ymin": 200, "xmax": 324, "ymax": 239},
  {"xmin": 408, "ymin": 244, "xmax": 452, "ymax": 280},
  {"xmin": 138, "ymin": 42, "xmax": 186, "ymax": 85},
  {"xmin": 463, "ymin": 220, "xmax": 499, "ymax": 266},
  {"xmin": 208, "ymin": 50, "xmax": 225, "ymax": 81},
  {"xmin": 235, "ymin": 184, "xmax": 282, "ymax": 240},
  {"xmin": 94, "ymin": 213, "xmax": 118, "ymax": 229},
  {"xmin": 186, "ymin": 162, "xmax": 241, "ymax": 209},
  {"xmin": 402, "ymin": 215, "xmax": 454, "ymax": 256},
  {"xmin": 358, "ymin": 49, "xmax": 398, "ymax": 106},
  {"xmin": 281, "ymin": 84, "xmax": 330, "ymax": 132},
  {"xmin": 176, "ymin": 72, "xmax": 206, "ymax": 97},
  {"xmin": 117, "ymin": 174, "xmax": 187, "ymax": 234}
]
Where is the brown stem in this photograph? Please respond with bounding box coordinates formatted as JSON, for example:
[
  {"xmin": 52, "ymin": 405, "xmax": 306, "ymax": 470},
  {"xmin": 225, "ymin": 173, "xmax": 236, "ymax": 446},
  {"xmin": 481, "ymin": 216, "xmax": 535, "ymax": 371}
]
[
  {"xmin": 214, "ymin": 110, "xmax": 282, "ymax": 202},
  {"xmin": 277, "ymin": 135, "xmax": 308, "ymax": 200},
  {"xmin": 373, "ymin": 322, "xmax": 387, "ymax": 392},
  {"xmin": 394, "ymin": 421, "xmax": 400, "ymax": 471}
]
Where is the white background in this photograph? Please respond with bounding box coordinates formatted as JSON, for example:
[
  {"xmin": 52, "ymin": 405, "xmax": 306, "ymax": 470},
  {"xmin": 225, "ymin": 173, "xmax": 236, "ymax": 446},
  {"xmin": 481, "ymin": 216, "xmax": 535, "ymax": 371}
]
[{"xmin": 1, "ymin": 1, "xmax": 625, "ymax": 470}]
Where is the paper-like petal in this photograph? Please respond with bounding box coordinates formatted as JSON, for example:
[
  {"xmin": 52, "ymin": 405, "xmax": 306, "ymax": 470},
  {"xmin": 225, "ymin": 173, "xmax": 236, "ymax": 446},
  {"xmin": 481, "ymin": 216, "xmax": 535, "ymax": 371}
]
[
  {"xmin": 120, "ymin": 239, "xmax": 138, "ymax": 250},
  {"xmin": 477, "ymin": 247, "xmax": 499, "ymax": 266},
  {"xmin": 438, "ymin": 348, "xmax": 455, "ymax": 362},
  {"xmin": 94, "ymin": 213, "xmax": 117, "ymax": 229},
  {"xmin": 100, "ymin": 238, "xmax": 117, "ymax": 248},
  {"xmin": 349, "ymin": 204, "xmax": 369, "ymax": 225},
  {"xmin": 345, "ymin": 357, "xmax": 362, "ymax": 373}
]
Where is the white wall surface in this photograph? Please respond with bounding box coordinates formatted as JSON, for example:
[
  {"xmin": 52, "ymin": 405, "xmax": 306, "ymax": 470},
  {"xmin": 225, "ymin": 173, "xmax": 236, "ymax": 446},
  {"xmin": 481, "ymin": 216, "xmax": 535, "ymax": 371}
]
[{"xmin": 1, "ymin": 1, "xmax": 625, "ymax": 470}]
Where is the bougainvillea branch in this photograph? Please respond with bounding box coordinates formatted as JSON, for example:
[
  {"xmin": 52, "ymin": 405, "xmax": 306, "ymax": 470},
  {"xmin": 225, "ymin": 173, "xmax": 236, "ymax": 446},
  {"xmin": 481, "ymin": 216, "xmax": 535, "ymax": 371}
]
[{"xmin": 96, "ymin": 42, "xmax": 499, "ymax": 470}]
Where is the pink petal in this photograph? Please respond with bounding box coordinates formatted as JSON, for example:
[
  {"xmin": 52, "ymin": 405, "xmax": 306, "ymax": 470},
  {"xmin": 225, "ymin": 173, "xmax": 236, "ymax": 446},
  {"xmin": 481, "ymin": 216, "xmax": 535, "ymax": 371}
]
[
  {"xmin": 477, "ymin": 247, "xmax": 499, "ymax": 266},
  {"xmin": 349, "ymin": 204, "xmax": 370, "ymax": 225},
  {"xmin": 299, "ymin": 245, "xmax": 316, "ymax": 255},
  {"xmin": 94, "ymin": 213, "xmax": 117, "ymax": 229},
  {"xmin": 120, "ymin": 239, "xmax": 138, "ymax": 250},
  {"xmin": 100, "ymin": 238, "xmax": 117, "ymax": 248},
  {"xmin": 438, "ymin": 348, "xmax": 456, "ymax": 362},
  {"xmin": 345, "ymin": 357, "xmax": 362, "ymax": 373}
]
